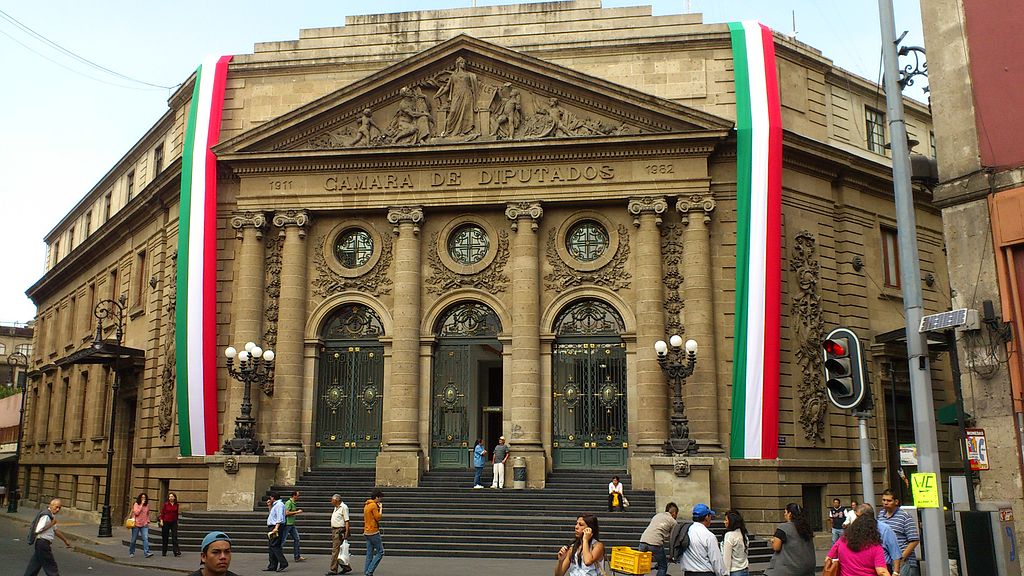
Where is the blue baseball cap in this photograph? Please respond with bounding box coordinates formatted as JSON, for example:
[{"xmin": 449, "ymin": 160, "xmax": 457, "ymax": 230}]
[
  {"xmin": 201, "ymin": 531, "xmax": 231, "ymax": 553},
  {"xmin": 692, "ymin": 503, "xmax": 716, "ymax": 519}
]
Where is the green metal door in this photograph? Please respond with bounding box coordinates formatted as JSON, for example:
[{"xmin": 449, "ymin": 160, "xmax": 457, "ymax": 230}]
[
  {"xmin": 313, "ymin": 304, "xmax": 384, "ymax": 468},
  {"xmin": 551, "ymin": 300, "xmax": 628, "ymax": 469}
]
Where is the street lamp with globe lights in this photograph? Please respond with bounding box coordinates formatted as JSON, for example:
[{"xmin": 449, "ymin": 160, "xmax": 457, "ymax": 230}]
[
  {"xmin": 221, "ymin": 341, "xmax": 275, "ymax": 455},
  {"xmin": 5, "ymin": 350, "xmax": 28, "ymax": 513},
  {"xmin": 94, "ymin": 296, "xmax": 126, "ymax": 538},
  {"xmin": 654, "ymin": 335, "xmax": 699, "ymax": 455}
]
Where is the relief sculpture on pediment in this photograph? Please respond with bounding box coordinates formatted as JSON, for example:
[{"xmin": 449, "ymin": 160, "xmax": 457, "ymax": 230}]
[{"xmin": 300, "ymin": 57, "xmax": 641, "ymax": 150}]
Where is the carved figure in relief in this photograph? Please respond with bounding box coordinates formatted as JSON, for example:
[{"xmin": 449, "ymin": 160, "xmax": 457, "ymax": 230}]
[
  {"xmin": 348, "ymin": 108, "xmax": 381, "ymax": 148},
  {"xmin": 385, "ymin": 87, "xmax": 431, "ymax": 145},
  {"xmin": 413, "ymin": 87, "xmax": 435, "ymax": 141},
  {"xmin": 490, "ymin": 83, "xmax": 521, "ymax": 140},
  {"xmin": 434, "ymin": 57, "xmax": 479, "ymax": 137}
]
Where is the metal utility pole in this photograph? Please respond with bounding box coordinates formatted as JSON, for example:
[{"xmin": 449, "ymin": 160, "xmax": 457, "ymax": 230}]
[
  {"xmin": 876, "ymin": 0, "xmax": 949, "ymax": 573},
  {"xmin": 857, "ymin": 414, "xmax": 877, "ymax": 509}
]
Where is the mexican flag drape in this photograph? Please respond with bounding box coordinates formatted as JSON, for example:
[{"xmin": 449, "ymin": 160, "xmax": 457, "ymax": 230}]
[
  {"xmin": 727, "ymin": 22, "xmax": 783, "ymax": 460},
  {"xmin": 175, "ymin": 55, "xmax": 232, "ymax": 457}
]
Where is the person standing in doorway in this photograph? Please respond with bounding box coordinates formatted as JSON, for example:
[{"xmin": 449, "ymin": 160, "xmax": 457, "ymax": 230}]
[
  {"xmin": 328, "ymin": 493, "xmax": 352, "ymax": 575},
  {"xmin": 283, "ymin": 490, "xmax": 306, "ymax": 562},
  {"xmin": 878, "ymin": 489, "xmax": 920, "ymax": 576},
  {"xmin": 490, "ymin": 435, "xmax": 509, "ymax": 489},
  {"xmin": 159, "ymin": 492, "xmax": 181, "ymax": 557},
  {"xmin": 639, "ymin": 502, "xmax": 678, "ymax": 576},
  {"xmin": 829, "ymin": 498, "xmax": 847, "ymax": 543},
  {"xmin": 472, "ymin": 438, "xmax": 488, "ymax": 488},
  {"xmin": 363, "ymin": 488, "xmax": 384, "ymax": 576},
  {"xmin": 23, "ymin": 497, "xmax": 72, "ymax": 576},
  {"xmin": 265, "ymin": 492, "xmax": 288, "ymax": 572}
]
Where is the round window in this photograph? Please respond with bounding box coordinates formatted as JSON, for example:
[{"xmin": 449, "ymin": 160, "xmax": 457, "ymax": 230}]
[
  {"xmin": 447, "ymin": 224, "xmax": 489, "ymax": 265},
  {"xmin": 333, "ymin": 229, "xmax": 374, "ymax": 268},
  {"xmin": 566, "ymin": 220, "xmax": 609, "ymax": 262}
]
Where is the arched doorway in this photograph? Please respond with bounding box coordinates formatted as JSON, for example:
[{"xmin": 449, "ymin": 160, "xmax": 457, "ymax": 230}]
[
  {"xmin": 313, "ymin": 303, "xmax": 385, "ymax": 468},
  {"xmin": 430, "ymin": 302, "xmax": 503, "ymax": 469},
  {"xmin": 551, "ymin": 299, "xmax": 628, "ymax": 469}
]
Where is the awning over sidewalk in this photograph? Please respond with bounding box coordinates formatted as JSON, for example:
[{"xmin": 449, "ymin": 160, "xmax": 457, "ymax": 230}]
[{"xmin": 55, "ymin": 339, "xmax": 145, "ymax": 369}]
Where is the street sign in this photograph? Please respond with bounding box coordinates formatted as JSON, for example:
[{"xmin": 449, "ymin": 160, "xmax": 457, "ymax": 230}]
[
  {"xmin": 919, "ymin": 308, "xmax": 979, "ymax": 332},
  {"xmin": 966, "ymin": 428, "xmax": 990, "ymax": 471}
]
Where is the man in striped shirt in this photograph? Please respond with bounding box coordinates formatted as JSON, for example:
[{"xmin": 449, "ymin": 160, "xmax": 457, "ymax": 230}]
[{"xmin": 878, "ymin": 489, "xmax": 919, "ymax": 576}]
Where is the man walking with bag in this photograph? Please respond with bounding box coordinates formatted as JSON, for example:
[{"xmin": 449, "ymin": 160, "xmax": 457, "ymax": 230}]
[
  {"xmin": 264, "ymin": 492, "xmax": 288, "ymax": 572},
  {"xmin": 23, "ymin": 498, "xmax": 72, "ymax": 576},
  {"xmin": 328, "ymin": 493, "xmax": 352, "ymax": 575}
]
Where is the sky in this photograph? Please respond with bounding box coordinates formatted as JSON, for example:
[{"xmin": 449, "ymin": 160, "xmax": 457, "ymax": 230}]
[{"xmin": 0, "ymin": 0, "xmax": 926, "ymax": 323}]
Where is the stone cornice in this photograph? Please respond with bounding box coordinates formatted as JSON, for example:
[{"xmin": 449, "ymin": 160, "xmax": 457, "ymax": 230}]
[{"xmin": 505, "ymin": 202, "xmax": 543, "ymax": 231}]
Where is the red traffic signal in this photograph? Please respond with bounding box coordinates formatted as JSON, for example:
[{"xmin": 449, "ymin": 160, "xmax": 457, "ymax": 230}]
[{"xmin": 822, "ymin": 328, "xmax": 868, "ymax": 411}]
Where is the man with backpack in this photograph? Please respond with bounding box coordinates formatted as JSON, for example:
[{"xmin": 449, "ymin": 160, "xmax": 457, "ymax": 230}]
[
  {"xmin": 640, "ymin": 502, "xmax": 678, "ymax": 576},
  {"xmin": 24, "ymin": 498, "xmax": 72, "ymax": 576},
  {"xmin": 669, "ymin": 503, "xmax": 726, "ymax": 576}
]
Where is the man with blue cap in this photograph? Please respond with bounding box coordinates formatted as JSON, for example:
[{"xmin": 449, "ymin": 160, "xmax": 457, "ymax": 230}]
[
  {"xmin": 188, "ymin": 531, "xmax": 238, "ymax": 576},
  {"xmin": 678, "ymin": 504, "xmax": 727, "ymax": 576}
]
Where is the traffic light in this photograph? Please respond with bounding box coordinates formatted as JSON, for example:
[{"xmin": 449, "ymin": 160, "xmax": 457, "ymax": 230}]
[{"xmin": 822, "ymin": 327, "xmax": 869, "ymax": 410}]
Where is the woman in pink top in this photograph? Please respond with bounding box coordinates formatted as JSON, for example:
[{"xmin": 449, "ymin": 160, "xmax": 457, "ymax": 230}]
[
  {"xmin": 128, "ymin": 492, "xmax": 154, "ymax": 558},
  {"xmin": 825, "ymin": 513, "xmax": 891, "ymax": 576}
]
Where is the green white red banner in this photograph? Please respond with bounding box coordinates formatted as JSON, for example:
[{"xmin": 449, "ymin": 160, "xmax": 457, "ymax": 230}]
[
  {"xmin": 728, "ymin": 21, "xmax": 782, "ymax": 460},
  {"xmin": 176, "ymin": 55, "xmax": 232, "ymax": 457}
]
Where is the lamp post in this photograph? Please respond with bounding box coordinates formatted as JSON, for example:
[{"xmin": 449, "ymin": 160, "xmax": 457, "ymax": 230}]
[
  {"xmin": 95, "ymin": 296, "xmax": 125, "ymax": 538},
  {"xmin": 221, "ymin": 341, "xmax": 275, "ymax": 455},
  {"xmin": 6, "ymin": 350, "xmax": 28, "ymax": 513},
  {"xmin": 654, "ymin": 335, "xmax": 699, "ymax": 455}
]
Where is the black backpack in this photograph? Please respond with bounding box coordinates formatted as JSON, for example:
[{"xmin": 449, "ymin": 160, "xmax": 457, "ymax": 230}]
[
  {"xmin": 26, "ymin": 510, "xmax": 53, "ymax": 545},
  {"xmin": 668, "ymin": 520, "xmax": 694, "ymax": 561}
]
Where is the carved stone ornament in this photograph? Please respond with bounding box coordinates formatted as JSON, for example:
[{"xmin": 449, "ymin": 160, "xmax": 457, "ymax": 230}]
[
  {"xmin": 223, "ymin": 457, "xmax": 239, "ymax": 474},
  {"xmin": 627, "ymin": 196, "xmax": 668, "ymax": 227},
  {"xmin": 296, "ymin": 57, "xmax": 642, "ymax": 151},
  {"xmin": 426, "ymin": 230, "xmax": 509, "ymax": 294},
  {"xmin": 273, "ymin": 210, "xmax": 311, "ymax": 238},
  {"xmin": 544, "ymin": 224, "xmax": 632, "ymax": 292},
  {"xmin": 661, "ymin": 224, "xmax": 685, "ymax": 337},
  {"xmin": 261, "ymin": 235, "xmax": 283, "ymax": 396},
  {"xmin": 387, "ymin": 206, "xmax": 424, "ymax": 235},
  {"xmin": 230, "ymin": 212, "xmax": 267, "ymax": 240},
  {"xmin": 673, "ymin": 457, "xmax": 692, "ymax": 477},
  {"xmin": 158, "ymin": 251, "xmax": 178, "ymax": 439},
  {"xmin": 505, "ymin": 202, "xmax": 543, "ymax": 231},
  {"xmin": 312, "ymin": 233, "xmax": 394, "ymax": 297},
  {"xmin": 677, "ymin": 194, "xmax": 717, "ymax": 225},
  {"xmin": 791, "ymin": 230, "xmax": 828, "ymax": 443}
]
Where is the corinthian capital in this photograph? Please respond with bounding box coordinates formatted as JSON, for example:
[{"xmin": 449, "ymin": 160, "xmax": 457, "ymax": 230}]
[
  {"xmin": 230, "ymin": 212, "xmax": 267, "ymax": 239},
  {"xmin": 676, "ymin": 194, "xmax": 716, "ymax": 225},
  {"xmin": 387, "ymin": 206, "xmax": 424, "ymax": 235},
  {"xmin": 627, "ymin": 196, "xmax": 668, "ymax": 227},
  {"xmin": 272, "ymin": 209, "xmax": 311, "ymax": 238},
  {"xmin": 505, "ymin": 202, "xmax": 543, "ymax": 231}
]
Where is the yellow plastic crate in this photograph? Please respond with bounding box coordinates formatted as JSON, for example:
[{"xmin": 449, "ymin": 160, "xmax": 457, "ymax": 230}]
[{"xmin": 609, "ymin": 546, "xmax": 652, "ymax": 575}]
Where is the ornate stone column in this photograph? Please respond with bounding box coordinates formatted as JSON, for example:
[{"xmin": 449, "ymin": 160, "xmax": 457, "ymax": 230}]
[
  {"xmin": 268, "ymin": 210, "xmax": 309, "ymax": 480},
  {"xmin": 227, "ymin": 212, "xmax": 267, "ymax": 440},
  {"xmin": 628, "ymin": 197, "xmax": 669, "ymax": 459},
  {"xmin": 378, "ymin": 207, "xmax": 424, "ymax": 486},
  {"xmin": 676, "ymin": 194, "xmax": 721, "ymax": 450},
  {"xmin": 505, "ymin": 202, "xmax": 545, "ymax": 486}
]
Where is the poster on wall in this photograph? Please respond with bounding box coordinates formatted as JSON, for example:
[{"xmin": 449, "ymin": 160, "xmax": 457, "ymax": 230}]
[
  {"xmin": 899, "ymin": 443, "xmax": 918, "ymax": 466},
  {"xmin": 965, "ymin": 428, "xmax": 990, "ymax": 471}
]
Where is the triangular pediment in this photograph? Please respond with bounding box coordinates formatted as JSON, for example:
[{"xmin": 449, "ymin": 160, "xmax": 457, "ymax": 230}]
[{"xmin": 216, "ymin": 35, "xmax": 733, "ymax": 155}]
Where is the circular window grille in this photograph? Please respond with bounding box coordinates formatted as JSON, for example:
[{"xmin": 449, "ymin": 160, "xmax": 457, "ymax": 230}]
[
  {"xmin": 334, "ymin": 229, "xmax": 374, "ymax": 268},
  {"xmin": 447, "ymin": 224, "xmax": 489, "ymax": 265},
  {"xmin": 566, "ymin": 220, "xmax": 609, "ymax": 262}
]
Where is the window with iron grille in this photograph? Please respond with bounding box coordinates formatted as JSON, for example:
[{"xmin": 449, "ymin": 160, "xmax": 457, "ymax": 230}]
[{"xmin": 333, "ymin": 228, "xmax": 374, "ymax": 268}]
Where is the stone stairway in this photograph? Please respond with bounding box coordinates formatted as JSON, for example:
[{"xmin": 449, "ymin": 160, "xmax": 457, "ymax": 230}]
[{"xmin": 147, "ymin": 468, "xmax": 773, "ymax": 565}]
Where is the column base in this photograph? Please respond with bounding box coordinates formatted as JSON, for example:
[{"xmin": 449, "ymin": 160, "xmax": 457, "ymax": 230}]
[
  {"xmin": 512, "ymin": 445, "xmax": 547, "ymax": 488},
  {"xmin": 375, "ymin": 450, "xmax": 422, "ymax": 487},
  {"xmin": 205, "ymin": 454, "xmax": 281, "ymax": 511},
  {"xmin": 265, "ymin": 444, "xmax": 305, "ymax": 485}
]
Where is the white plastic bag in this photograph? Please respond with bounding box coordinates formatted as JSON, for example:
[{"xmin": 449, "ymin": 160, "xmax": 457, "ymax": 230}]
[{"xmin": 339, "ymin": 539, "xmax": 351, "ymax": 565}]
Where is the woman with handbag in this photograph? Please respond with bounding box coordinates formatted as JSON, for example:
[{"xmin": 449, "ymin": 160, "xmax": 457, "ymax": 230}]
[
  {"xmin": 825, "ymin": 513, "xmax": 891, "ymax": 576},
  {"xmin": 158, "ymin": 492, "xmax": 181, "ymax": 557},
  {"xmin": 128, "ymin": 492, "xmax": 154, "ymax": 558}
]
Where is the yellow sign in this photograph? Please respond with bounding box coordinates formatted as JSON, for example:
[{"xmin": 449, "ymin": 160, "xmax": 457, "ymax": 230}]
[{"xmin": 910, "ymin": 472, "xmax": 940, "ymax": 508}]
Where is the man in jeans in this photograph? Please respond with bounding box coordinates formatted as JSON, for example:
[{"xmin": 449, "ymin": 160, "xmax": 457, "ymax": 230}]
[
  {"xmin": 878, "ymin": 489, "xmax": 920, "ymax": 576},
  {"xmin": 283, "ymin": 490, "xmax": 306, "ymax": 563},
  {"xmin": 363, "ymin": 488, "xmax": 384, "ymax": 576},
  {"xmin": 490, "ymin": 436, "xmax": 510, "ymax": 489},
  {"xmin": 265, "ymin": 492, "xmax": 288, "ymax": 572},
  {"xmin": 828, "ymin": 498, "xmax": 846, "ymax": 543},
  {"xmin": 639, "ymin": 502, "xmax": 678, "ymax": 576}
]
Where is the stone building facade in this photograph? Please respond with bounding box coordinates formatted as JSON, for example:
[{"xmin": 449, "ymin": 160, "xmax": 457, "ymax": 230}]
[{"xmin": 21, "ymin": 2, "xmax": 955, "ymax": 534}]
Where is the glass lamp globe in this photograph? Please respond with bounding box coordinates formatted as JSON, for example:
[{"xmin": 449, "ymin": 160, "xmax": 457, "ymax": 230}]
[
  {"xmin": 654, "ymin": 340, "xmax": 668, "ymax": 356},
  {"xmin": 244, "ymin": 342, "xmax": 256, "ymax": 353},
  {"xmin": 224, "ymin": 346, "xmax": 237, "ymax": 359},
  {"xmin": 669, "ymin": 334, "xmax": 684, "ymax": 348},
  {"xmin": 238, "ymin": 351, "xmax": 250, "ymax": 362},
  {"xmin": 685, "ymin": 339, "xmax": 698, "ymax": 353},
  {"xmin": 263, "ymin": 350, "xmax": 275, "ymax": 362},
  {"xmin": 251, "ymin": 346, "xmax": 263, "ymax": 358}
]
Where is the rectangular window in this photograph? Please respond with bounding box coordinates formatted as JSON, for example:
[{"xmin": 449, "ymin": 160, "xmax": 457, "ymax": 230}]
[
  {"xmin": 930, "ymin": 130, "xmax": 937, "ymax": 158},
  {"xmin": 154, "ymin": 143, "xmax": 164, "ymax": 175},
  {"xmin": 126, "ymin": 170, "xmax": 135, "ymax": 199},
  {"xmin": 866, "ymin": 107, "xmax": 887, "ymax": 154},
  {"xmin": 103, "ymin": 191, "xmax": 112, "ymax": 222},
  {"xmin": 881, "ymin": 226, "xmax": 901, "ymax": 288},
  {"xmin": 84, "ymin": 210, "xmax": 92, "ymax": 238},
  {"xmin": 134, "ymin": 250, "xmax": 147, "ymax": 307},
  {"xmin": 78, "ymin": 370, "xmax": 89, "ymax": 439},
  {"xmin": 110, "ymin": 267, "xmax": 119, "ymax": 301},
  {"xmin": 52, "ymin": 240, "xmax": 61, "ymax": 266},
  {"xmin": 60, "ymin": 377, "xmax": 71, "ymax": 441},
  {"xmin": 68, "ymin": 226, "xmax": 75, "ymax": 249},
  {"xmin": 15, "ymin": 343, "xmax": 32, "ymax": 356},
  {"xmin": 67, "ymin": 295, "xmax": 76, "ymax": 344}
]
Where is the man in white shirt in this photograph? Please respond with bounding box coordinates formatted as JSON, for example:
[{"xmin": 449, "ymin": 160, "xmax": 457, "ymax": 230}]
[
  {"xmin": 328, "ymin": 493, "xmax": 352, "ymax": 575},
  {"xmin": 24, "ymin": 498, "xmax": 72, "ymax": 576},
  {"xmin": 678, "ymin": 503, "xmax": 727, "ymax": 576},
  {"xmin": 265, "ymin": 492, "xmax": 288, "ymax": 572}
]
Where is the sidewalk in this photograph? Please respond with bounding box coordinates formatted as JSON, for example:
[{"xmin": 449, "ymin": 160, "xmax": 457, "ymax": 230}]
[{"xmin": 3, "ymin": 506, "xmax": 556, "ymax": 575}]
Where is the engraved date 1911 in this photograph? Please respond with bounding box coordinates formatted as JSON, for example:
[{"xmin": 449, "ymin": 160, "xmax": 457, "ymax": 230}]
[
  {"xmin": 269, "ymin": 180, "xmax": 293, "ymax": 190},
  {"xmin": 644, "ymin": 164, "xmax": 674, "ymax": 174}
]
